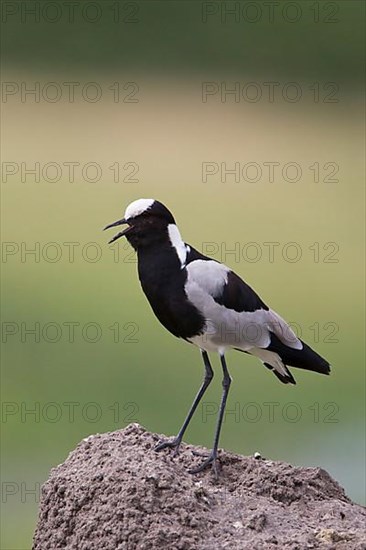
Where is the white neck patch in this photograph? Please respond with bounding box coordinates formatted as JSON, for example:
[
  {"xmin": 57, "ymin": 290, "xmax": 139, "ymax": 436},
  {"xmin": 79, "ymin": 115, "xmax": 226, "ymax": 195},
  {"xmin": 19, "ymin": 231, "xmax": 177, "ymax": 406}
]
[
  {"xmin": 124, "ymin": 198, "xmax": 155, "ymax": 220},
  {"xmin": 168, "ymin": 224, "xmax": 187, "ymax": 267}
]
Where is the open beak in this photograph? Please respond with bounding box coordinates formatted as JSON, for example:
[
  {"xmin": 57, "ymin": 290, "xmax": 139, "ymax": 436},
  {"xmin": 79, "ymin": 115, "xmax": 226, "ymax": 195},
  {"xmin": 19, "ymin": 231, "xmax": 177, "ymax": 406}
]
[{"xmin": 103, "ymin": 218, "xmax": 132, "ymax": 244}]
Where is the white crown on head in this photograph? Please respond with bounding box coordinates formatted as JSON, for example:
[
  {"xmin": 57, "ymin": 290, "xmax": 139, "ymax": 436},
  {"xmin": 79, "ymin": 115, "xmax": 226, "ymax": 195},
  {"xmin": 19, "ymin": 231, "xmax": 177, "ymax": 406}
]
[{"xmin": 124, "ymin": 198, "xmax": 155, "ymax": 220}]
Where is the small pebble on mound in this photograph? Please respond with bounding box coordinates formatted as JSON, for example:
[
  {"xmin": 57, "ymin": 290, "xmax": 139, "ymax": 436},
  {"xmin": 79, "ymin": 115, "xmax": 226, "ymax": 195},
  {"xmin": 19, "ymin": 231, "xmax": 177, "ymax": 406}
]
[{"xmin": 33, "ymin": 423, "xmax": 366, "ymax": 550}]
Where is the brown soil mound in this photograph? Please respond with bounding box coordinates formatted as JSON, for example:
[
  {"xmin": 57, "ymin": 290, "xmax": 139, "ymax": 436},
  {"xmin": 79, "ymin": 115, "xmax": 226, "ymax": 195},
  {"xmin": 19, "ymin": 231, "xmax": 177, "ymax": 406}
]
[{"xmin": 33, "ymin": 423, "xmax": 366, "ymax": 550}]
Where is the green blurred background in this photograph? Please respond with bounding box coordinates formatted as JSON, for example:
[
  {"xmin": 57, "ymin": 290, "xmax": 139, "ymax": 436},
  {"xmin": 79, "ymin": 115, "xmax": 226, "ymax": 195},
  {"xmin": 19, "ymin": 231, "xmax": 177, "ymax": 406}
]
[{"xmin": 1, "ymin": 1, "xmax": 365, "ymax": 548}]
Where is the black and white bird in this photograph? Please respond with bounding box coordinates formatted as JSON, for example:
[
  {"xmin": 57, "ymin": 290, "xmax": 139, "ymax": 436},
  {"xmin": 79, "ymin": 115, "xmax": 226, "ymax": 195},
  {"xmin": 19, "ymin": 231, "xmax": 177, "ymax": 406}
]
[{"xmin": 105, "ymin": 198, "xmax": 330, "ymax": 475}]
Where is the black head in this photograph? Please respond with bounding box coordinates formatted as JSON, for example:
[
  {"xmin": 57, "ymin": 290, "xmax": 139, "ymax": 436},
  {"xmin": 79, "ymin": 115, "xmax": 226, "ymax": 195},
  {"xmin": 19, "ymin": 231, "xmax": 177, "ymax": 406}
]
[{"xmin": 104, "ymin": 198, "xmax": 176, "ymax": 250}]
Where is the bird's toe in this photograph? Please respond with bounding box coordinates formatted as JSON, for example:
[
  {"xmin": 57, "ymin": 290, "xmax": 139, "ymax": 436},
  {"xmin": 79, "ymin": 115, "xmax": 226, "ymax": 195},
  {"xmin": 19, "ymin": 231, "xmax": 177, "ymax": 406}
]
[
  {"xmin": 191, "ymin": 449, "xmax": 210, "ymax": 458},
  {"xmin": 154, "ymin": 437, "xmax": 181, "ymax": 455},
  {"xmin": 188, "ymin": 452, "xmax": 220, "ymax": 478}
]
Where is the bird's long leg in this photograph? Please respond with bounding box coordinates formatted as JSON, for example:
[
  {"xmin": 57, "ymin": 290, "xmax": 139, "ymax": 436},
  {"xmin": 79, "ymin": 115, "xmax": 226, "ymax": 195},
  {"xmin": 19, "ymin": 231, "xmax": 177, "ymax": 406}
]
[
  {"xmin": 189, "ymin": 353, "xmax": 231, "ymax": 477},
  {"xmin": 155, "ymin": 350, "xmax": 214, "ymax": 455}
]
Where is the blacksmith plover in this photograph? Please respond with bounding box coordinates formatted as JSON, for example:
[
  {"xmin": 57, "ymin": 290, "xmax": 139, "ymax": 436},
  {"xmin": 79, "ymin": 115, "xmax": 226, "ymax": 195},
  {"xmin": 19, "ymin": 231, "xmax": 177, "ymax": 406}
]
[{"xmin": 105, "ymin": 198, "xmax": 331, "ymax": 475}]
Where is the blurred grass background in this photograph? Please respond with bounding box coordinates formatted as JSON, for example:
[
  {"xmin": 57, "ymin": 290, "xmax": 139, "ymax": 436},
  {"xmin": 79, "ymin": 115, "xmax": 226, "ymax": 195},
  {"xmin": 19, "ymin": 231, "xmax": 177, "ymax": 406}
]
[{"xmin": 1, "ymin": 1, "xmax": 365, "ymax": 548}]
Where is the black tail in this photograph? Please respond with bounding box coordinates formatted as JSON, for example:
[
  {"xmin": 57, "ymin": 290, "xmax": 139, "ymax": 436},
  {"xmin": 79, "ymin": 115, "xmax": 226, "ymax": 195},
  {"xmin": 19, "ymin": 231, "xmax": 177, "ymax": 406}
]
[{"xmin": 267, "ymin": 333, "xmax": 331, "ymax": 376}]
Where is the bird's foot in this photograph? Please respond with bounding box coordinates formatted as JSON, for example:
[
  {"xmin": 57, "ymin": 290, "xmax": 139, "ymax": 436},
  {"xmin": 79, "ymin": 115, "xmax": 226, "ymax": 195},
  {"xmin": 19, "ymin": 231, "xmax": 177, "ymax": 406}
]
[
  {"xmin": 191, "ymin": 449, "xmax": 209, "ymax": 458},
  {"xmin": 154, "ymin": 436, "xmax": 182, "ymax": 457},
  {"xmin": 189, "ymin": 451, "xmax": 220, "ymax": 478}
]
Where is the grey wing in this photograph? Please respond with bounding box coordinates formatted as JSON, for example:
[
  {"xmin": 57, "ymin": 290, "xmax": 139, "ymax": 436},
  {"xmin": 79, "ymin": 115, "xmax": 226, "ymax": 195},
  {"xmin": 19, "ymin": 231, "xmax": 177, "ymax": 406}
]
[{"xmin": 185, "ymin": 259, "xmax": 302, "ymax": 351}]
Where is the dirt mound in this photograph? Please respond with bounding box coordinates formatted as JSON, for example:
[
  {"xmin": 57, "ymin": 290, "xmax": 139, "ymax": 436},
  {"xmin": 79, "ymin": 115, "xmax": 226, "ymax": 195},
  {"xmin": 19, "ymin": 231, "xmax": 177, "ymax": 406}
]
[{"xmin": 33, "ymin": 423, "xmax": 366, "ymax": 550}]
